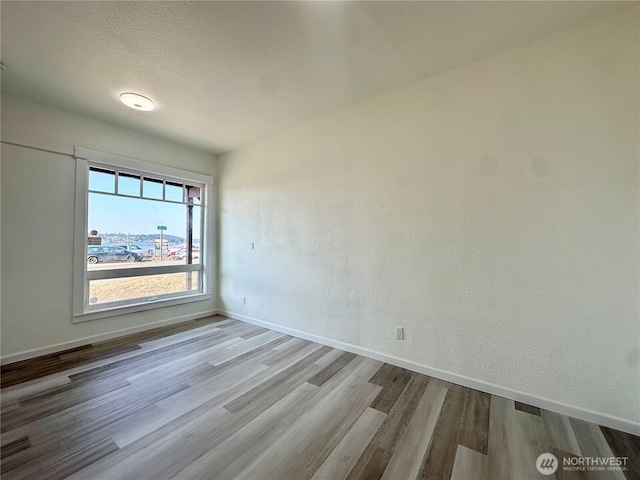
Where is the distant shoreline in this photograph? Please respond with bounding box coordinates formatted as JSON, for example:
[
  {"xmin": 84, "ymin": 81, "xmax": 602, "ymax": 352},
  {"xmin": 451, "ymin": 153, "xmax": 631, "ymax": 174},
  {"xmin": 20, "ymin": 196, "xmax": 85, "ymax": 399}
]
[{"xmin": 89, "ymin": 233, "xmax": 200, "ymax": 246}]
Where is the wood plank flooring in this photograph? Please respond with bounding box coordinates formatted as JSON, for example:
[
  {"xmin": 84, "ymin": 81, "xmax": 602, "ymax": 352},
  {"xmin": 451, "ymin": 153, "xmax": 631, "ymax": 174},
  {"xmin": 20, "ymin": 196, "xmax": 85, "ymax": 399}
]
[{"xmin": 1, "ymin": 315, "xmax": 638, "ymax": 480}]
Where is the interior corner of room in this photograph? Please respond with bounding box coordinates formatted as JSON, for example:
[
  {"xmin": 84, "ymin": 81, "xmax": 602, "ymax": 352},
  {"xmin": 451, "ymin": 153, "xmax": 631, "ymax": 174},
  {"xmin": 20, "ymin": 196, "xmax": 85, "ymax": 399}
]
[{"xmin": 0, "ymin": 2, "xmax": 639, "ymax": 477}]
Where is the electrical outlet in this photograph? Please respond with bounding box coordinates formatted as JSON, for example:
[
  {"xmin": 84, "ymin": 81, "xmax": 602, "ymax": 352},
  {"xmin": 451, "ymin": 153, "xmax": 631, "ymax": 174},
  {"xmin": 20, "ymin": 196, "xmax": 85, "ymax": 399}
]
[
  {"xmin": 242, "ymin": 296, "xmax": 246, "ymax": 305},
  {"xmin": 395, "ymin": 326, "xmax": 404, "ymax": 340}
]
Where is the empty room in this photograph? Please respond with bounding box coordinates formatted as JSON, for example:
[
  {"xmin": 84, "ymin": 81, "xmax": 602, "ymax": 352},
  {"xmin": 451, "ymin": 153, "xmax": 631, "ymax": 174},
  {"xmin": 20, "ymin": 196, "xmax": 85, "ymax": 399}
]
[{"xmin": 1, "ymin": 1, "xmax": 639, "ymax": 479}]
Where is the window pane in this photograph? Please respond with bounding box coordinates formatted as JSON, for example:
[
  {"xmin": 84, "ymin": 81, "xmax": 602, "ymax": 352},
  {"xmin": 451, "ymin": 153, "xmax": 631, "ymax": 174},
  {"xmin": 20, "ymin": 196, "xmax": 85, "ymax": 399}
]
[
  {"xmin": 165, "ymin": 182, "xmax": 184, "ymax": 203},
  {"xmin": 118, "ymin": 173, "xmax": 141, "ymax": 196},
  {"xmin": 89, "ymin": 168, "xmax": 115, "ymax": 193},
  {"xmin": 88, "ymin": 272, "xmax": 199, "ymax": 305},
  {"xmin": 88, "ymin": 192, "xmax": 187, "ymax": 270},
  {"xmin": 143, "ymin": 177, "xmax": 163, "ymax": 200}
]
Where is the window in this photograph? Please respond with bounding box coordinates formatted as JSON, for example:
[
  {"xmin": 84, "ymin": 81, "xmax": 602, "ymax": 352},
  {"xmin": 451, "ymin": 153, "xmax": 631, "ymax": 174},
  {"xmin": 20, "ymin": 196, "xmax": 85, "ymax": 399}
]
[{"xmin": 73, "ymin": 147, "xmax": 213, "ymax": 321}]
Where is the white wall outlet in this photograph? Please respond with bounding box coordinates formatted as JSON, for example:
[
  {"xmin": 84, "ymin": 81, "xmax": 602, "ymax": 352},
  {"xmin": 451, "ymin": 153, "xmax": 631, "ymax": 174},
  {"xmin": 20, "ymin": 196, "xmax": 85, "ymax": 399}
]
[
  {"xmin": 242, "ymin": 296, "xmax": 246, "ymax": 305},
  {"xmin": 395, "ymin": 326, "xmax": 404, "ymax": 340}
]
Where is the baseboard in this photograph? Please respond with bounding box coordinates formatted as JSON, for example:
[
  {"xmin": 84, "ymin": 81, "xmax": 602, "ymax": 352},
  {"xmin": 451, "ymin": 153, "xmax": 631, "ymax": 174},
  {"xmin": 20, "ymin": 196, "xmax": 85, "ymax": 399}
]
[
  {"xmin": 0, "ymin": 310, "xmax": 218, "ymax": 365},
  {"xmin": 218, "ymin": 309, "xmax": 640, "ymax": 437}
]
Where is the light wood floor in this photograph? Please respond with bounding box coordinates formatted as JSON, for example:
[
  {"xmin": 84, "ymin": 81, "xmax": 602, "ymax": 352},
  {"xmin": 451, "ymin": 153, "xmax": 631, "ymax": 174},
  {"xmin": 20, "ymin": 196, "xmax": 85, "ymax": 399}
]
[{"xmin": 1, "ymin": 315, "xmax": 638, "ymax": 480}]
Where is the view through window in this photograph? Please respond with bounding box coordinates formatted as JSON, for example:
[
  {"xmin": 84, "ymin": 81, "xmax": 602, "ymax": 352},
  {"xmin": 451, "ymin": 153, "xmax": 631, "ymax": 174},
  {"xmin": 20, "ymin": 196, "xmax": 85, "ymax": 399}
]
[{"xmin": 73, "ymin": 149, "xmax": 211, "ymax": 319}]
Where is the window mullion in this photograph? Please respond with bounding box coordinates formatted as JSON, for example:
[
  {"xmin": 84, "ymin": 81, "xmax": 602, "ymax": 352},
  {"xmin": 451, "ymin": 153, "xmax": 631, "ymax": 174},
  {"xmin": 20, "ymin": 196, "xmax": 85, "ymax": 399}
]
[{"xmin": 87, "ymin": 263, "xmax": 200, "ymax": 280}]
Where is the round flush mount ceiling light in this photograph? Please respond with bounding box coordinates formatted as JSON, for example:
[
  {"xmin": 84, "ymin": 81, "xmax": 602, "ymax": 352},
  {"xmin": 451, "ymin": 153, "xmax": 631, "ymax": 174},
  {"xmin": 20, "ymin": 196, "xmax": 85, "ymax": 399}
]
[{"xmin": 119, "ymin": 92, "xmax": 155, "ymax": 111}]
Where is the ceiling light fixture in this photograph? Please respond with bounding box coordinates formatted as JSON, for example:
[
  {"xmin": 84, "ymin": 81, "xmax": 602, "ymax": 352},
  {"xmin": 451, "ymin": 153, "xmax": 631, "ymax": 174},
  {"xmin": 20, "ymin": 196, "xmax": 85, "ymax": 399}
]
[{"xmin": 120, "ymin": 92, "xmax": 155, "ymax": 111}]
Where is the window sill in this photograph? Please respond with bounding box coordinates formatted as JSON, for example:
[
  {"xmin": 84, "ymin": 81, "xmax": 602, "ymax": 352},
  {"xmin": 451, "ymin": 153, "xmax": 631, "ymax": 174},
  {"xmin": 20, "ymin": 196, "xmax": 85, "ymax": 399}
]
[{"xmin": 72, "ymin": 292, "xmax": 213, "ymax": 323}]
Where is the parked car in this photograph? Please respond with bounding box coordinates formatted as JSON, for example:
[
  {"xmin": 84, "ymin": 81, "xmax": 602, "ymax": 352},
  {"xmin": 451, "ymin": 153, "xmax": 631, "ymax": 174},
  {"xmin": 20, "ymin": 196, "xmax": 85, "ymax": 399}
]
[
  {"xmin": 173, "ymin": 248, "xmax": 199, "ymax": 261},
  {"xmin": 87, "ymin": 246, "xmax": 143, "ymax": 264},
  {"xmin": 105, "ymin": 243, "xmax": 153, "ymax": 260}
]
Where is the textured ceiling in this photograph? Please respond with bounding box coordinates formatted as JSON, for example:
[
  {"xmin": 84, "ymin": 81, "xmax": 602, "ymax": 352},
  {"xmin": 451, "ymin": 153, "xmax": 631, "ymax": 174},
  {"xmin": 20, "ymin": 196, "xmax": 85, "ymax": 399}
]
[{"xmin": 0, "ymin": 1, "xmax": 626, "ymax": 154}]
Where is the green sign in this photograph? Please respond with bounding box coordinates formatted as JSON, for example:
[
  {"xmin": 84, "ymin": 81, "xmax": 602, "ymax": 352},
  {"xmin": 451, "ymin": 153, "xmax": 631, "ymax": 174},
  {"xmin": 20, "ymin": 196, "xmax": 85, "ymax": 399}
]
[{"xmin": 157, "ymin": 225, "xmax": 167, "ymax": 231}]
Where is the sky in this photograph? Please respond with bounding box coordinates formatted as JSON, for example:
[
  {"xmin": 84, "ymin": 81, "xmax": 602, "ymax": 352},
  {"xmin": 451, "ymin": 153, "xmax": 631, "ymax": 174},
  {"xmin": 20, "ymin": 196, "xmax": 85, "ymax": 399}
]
[{"xmin": 88, "ymin": 170, "xmax": 201, "ymax": 237}]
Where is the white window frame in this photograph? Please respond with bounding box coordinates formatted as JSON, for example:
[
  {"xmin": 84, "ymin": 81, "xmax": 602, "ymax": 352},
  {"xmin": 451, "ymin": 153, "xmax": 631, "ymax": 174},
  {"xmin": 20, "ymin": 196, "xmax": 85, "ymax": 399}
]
[{"xmin": 73, "ymin": 147, "xmax": 214, "ymax": 322}]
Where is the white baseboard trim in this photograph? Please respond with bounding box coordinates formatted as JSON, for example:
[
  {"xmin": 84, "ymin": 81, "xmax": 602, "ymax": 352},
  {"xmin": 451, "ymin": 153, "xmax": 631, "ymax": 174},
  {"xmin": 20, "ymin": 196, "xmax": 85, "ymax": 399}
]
[
  {"xmin": 0, "ymin": 310, "xmax": 218, "ymax": 365},
  {"xmin": 219, "ymin": 309, "xmax": 640, "ymax": 437}
]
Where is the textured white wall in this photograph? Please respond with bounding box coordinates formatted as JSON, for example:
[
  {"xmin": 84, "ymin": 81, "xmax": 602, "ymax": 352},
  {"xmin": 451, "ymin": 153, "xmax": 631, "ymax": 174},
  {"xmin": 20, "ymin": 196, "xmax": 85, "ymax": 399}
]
[
  {"xmin": 218, "ymin": 8, "xmax": 639, "ymax": 424},
  {"xmin": 1, "ymin": 94, "xmax": 217, "ymax": 357}
]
